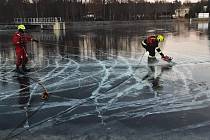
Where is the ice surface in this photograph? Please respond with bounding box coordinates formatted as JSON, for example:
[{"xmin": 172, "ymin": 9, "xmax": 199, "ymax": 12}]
[{"xmin": 1, "ymin": 21, "xmax": 210, "ymax": 139}]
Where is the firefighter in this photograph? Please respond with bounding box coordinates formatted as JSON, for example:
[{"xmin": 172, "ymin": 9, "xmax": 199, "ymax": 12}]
[
  {"xmin": 12, "ymin": 24, "xmax": 38, "ymax": 73},
  {"xmin": 141, "ymin": 34, "xmax": 172, "ymax": 62}
]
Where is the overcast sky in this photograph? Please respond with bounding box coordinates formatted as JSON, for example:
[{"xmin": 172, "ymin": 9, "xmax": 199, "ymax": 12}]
[{"xmin": 28, "ymin": 0, "xmax": 201, "ymax": 3}]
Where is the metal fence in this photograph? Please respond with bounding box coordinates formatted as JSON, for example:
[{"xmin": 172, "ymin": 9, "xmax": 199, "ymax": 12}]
[{"xmin": 14, "ymin": 17, "xmax": 62, "ymax": 24}]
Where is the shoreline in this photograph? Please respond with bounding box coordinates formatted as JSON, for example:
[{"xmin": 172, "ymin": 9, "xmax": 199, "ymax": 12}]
[
  {"xmin": 0, "ymin": 19, "xmax": 208, "ymax": 30},
  {"xmin": 0, "ymin": 19, "xmax": 176, "ymax": 30}
]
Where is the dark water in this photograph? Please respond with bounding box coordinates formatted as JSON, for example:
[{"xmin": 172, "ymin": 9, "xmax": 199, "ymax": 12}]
[{"xmin": 0, "ymin": 20, "xmax": 210, "ymax": 140}]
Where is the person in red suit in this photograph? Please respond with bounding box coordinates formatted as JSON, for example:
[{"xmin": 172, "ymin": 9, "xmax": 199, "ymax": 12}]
[
  {"xmin": 12, "ymin": 24, "xmax": 38, "ymax": 73},
  {"xmin": 141, "ymin": 34, "xmax": 172, "ymax": 62}
]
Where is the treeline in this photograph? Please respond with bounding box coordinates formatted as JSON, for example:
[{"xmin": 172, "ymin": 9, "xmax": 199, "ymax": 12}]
[
  {"xmin": 0, "ymin": 0, "xmax": 209, "ymax": 23},
  {"xmin": 0, "ymin": 0, "xmax": 181, "ymax": 22}
]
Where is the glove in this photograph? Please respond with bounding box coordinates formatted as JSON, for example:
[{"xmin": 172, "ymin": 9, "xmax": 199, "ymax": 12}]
[
  {"xmin": 32, "ymin": 39, "xmax": 39, "ymax": 43},
  {"xmin": 162, "ymin": 55, "xmax": 173, "ymax": 62}
]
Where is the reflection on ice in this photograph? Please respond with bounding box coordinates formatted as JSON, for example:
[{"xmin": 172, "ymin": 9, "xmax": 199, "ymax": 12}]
[{"xmin": 198, "ymin": 22, "xmax": 208, "ymax": 31}]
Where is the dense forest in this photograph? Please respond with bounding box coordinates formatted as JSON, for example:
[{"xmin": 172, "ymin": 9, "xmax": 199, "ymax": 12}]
[{"xmin": 0, "ymin": 0, "xmax": 209, "ymax": 22}]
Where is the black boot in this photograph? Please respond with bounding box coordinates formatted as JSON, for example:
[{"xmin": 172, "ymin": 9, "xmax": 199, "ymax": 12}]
[
  {"xmin": 15, "ymin": 67, "xmax": 25, "ymax": 74},
  {"xmin": 22, "ymin": 66, "xmax": 30, "ymax": 72}
]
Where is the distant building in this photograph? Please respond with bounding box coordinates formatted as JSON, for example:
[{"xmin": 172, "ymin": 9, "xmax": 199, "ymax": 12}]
[
  {"xmin": 195, "ymin": 6, "xmax": 209, "ymax": 19},
  {"xmin": 173, "ymin": 6, "xmax": 190, "ymax": 18},
  {"xmin": 197, "ymin": 13, "xmax": 209, "ymax": 19}
]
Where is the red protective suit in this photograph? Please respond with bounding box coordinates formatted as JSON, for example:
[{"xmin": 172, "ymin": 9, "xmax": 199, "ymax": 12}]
[
  {"xmin": 12, "ymin": 32, "xmax": 32, "ymax": 68},
  {"xmin": 141, "ymin": 35, "xmax": 159, "ymax": 57}
]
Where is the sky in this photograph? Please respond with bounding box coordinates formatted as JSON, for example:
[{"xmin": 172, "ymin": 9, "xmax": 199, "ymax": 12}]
[
  {"xmin": 27, "ymin": 0, "xmax": 201, "ymax": 3},
  {"xmin": 148, "ymin": 0, "xmax": 201, "ymax": 2}
]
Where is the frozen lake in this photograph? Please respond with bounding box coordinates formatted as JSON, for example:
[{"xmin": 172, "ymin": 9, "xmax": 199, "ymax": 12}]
[{"xmin": 0, "ymin": 20, "xmax": 210, "ymax": 140}]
